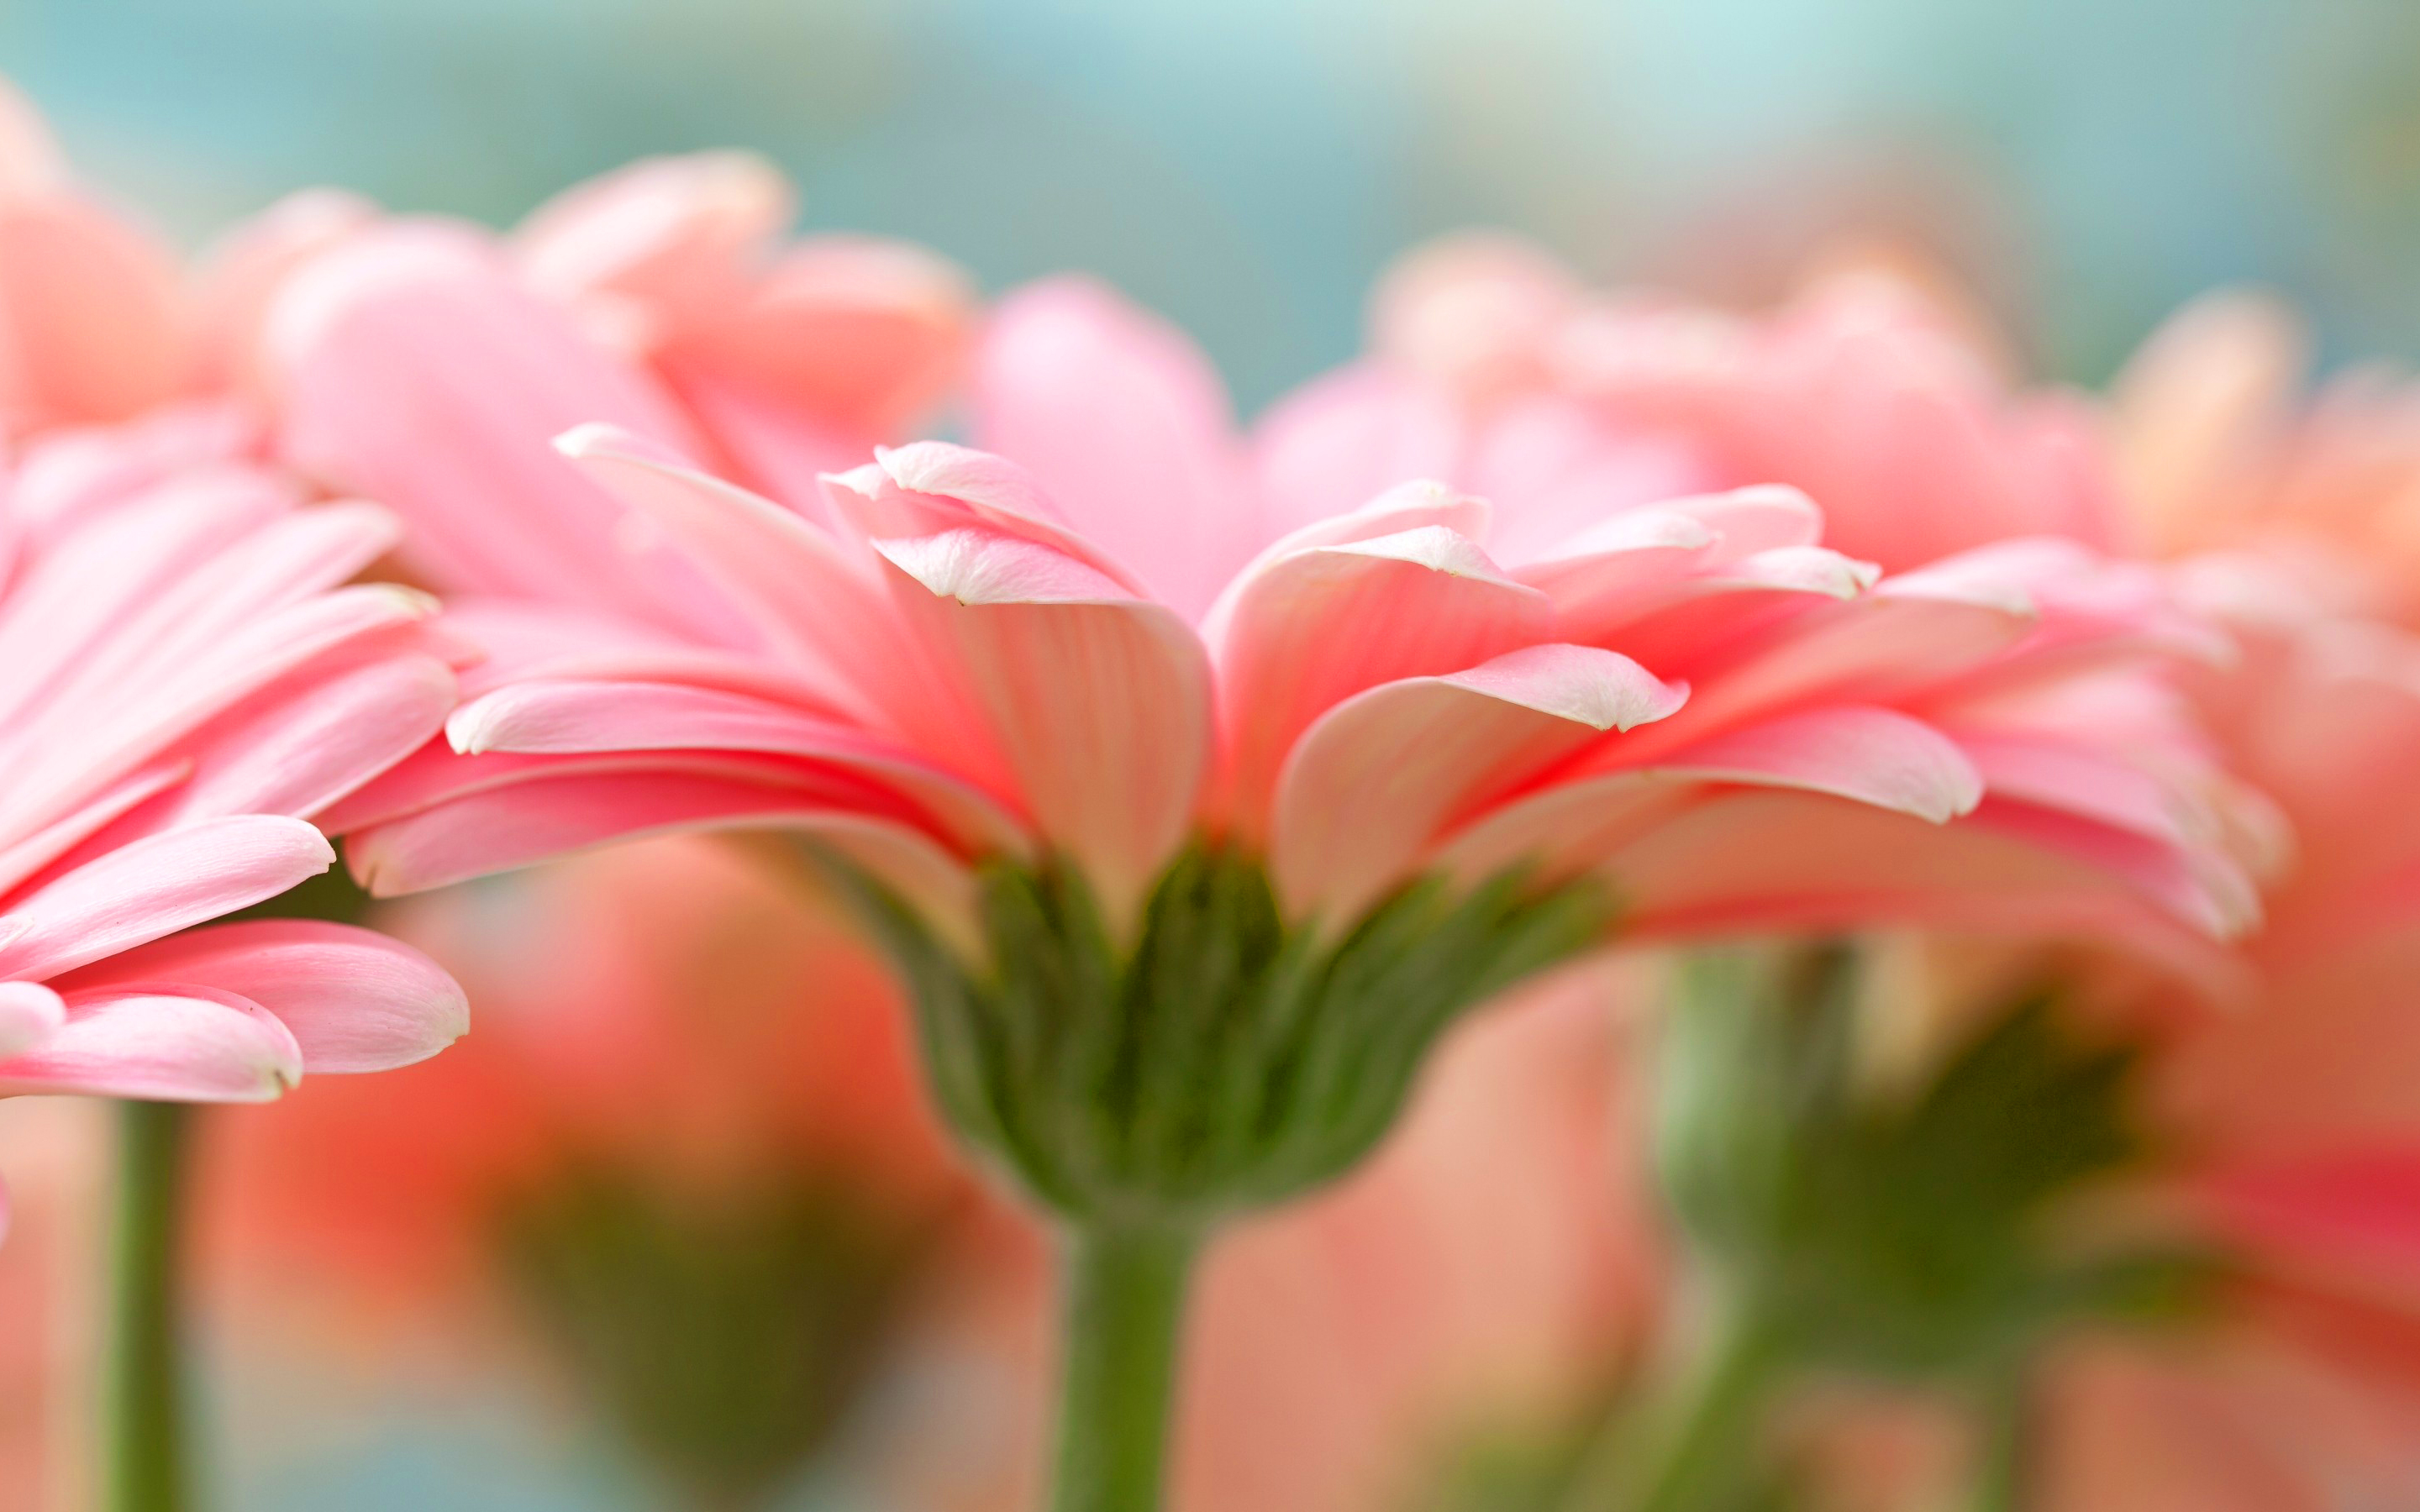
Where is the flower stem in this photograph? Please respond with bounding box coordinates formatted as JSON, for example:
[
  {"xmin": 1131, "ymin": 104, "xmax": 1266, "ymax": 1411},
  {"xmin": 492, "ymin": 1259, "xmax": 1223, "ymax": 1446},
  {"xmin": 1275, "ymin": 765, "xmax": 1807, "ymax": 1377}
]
[
  {"xmin": 104, "ymin": 1100, "xmax": 194, "ymax": 1512},
  {"xmin": 1562, "ymin": 1305, "xmax": 1782, "ymax": 1512},
  {"xmin": 1050, "ymin": 1222, "xmax": 1197, "ymax": 1512},
  {"xmin": 1965, "ymin": 1372, "xmax": 2033, "ymax": 1512}
]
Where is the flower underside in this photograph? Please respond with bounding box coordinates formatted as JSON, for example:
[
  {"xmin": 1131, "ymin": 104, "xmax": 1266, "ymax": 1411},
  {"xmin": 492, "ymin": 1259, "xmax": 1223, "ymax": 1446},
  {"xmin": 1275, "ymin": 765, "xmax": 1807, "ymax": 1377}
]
[{"xmin": 821, "ymin": 843, "xmax": 1612, "ymax": 1228}]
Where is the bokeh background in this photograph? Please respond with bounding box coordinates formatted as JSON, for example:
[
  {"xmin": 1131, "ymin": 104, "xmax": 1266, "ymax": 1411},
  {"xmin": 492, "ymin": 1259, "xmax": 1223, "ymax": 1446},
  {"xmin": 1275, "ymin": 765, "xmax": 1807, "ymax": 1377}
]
[
  {"xmin": 6, "ymin": 0, "xmax": 2420, "ymax": 1506},
  {"xmin": 12, "ymin": 0, "xmax": 2420, "ymax": 407}
]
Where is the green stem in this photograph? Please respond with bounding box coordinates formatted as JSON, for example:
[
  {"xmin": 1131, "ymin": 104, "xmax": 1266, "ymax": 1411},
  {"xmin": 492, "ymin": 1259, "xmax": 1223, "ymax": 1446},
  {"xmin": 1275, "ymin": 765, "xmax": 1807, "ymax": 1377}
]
[
  {"xmin": 1050, "ymin": 1223, "xmax": 1197, "ymax": 1512},
  {"xmin": 104, "ymin": 1100, "xmax": 194, "ymax": 1512},
  {"xmin": 1562, "ymin": 1306, "xmax": 1783, "ymax": 1512},
  {"xmin": 1965, "ymin": 1373, "xmax": 2032, "ymax": 1512}
]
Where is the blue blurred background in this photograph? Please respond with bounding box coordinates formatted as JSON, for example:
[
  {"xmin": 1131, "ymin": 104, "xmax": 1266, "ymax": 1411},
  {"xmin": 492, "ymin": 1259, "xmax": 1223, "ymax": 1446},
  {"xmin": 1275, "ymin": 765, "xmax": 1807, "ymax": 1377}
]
[
  {"xmin": 9, "ymin": 0, "xmax": 2420, "ymax": 412},
  {"xmin": 8, "ymin": 2, "xmax": 2419, "ymax": 1505}
]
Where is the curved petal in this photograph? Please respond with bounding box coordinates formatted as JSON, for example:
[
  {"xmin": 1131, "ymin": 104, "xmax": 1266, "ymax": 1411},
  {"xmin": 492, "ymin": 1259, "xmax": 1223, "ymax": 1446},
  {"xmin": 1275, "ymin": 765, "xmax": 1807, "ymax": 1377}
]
[
  {"xmin": 1270, "ymin": 643, "xmax": 1686, "ymax": 921},
  {"xmin": 972, "ymin": 276, "xmax": 1265, "ymax": 620},
  {"xmin": 513, "ymin": 150, "xmax": 792, "ymax": 327},
  {"xmin": 58, "ymin": 920, "xmax": 466, "ymax": 1075},
  {"xmin": 265, "ymin": 222, "xmax": 744, "ymax": 641},
  {"xmin": 558, "ymin": 424, "xmax": 922, "ymax": 731},
  {"xmin": 0, "ymin": 816, "xmax": 334, "ymax": 982},
  {"xmin": 0, "ymin": 188, "xmax": 190, "ymax": 431},
  {"xmin": 345, "ymin": 767, "xmax": 959, "ymax": 899},
  {"xmin": 1212, "ymin": 521, "xmax": 1552, "ymax": 829},
  {"xmin": 1631, "ymin": 706, "xmax": 1985, "ymax": 826},
  {"xmin": 872, "ymin": 525, "xmax": 1213, "ymax": 927},
  {"xmin": 448, "ymin": 677, "xmax": 1028, "ymax": 853},
  {"xmin": 0, "ymin": 984, "xmax": 302, "ymax": 1101},
  {"xmin": 0, "ymin": 981, "xmax": 64, "ymax": 1059}
]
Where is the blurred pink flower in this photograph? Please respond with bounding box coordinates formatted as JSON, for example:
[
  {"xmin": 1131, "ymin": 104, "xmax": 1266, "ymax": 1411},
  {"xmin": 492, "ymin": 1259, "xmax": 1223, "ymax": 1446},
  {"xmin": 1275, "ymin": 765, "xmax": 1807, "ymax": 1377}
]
[
  {"xmin": 263, "ymin": 244, "xmax": 2254, "ymax": 978},
  {"xmin": 0, "ymin": 78, "xmax": 373, "ymax": 439},
  {"xmin": 0, "ymin": 411, "xmax": 468, "ymax": 1152},
  {"xmin": 1287, "ymin": 231, "xmax": 2116, "ymax": 576}
]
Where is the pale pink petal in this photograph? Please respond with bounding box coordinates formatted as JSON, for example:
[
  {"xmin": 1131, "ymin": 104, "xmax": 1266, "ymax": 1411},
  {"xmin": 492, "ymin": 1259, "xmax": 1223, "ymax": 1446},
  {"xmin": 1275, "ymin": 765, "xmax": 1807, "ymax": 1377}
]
[
  {"xmin": 1253, "ymin": 365, "xmax": 1471, "ymax": 537},
  {"xmin": 513, "ymin": 150, "xmax": 792, "ymax": 331},
  {"xmin": 1270, "ymin": 643, "xmax": 1686, "ymax": 921},
  {"xmin": 1368, "ymin": 230, "xmax": 1582, "ymax": 396},
  {"xmin": 558, "ymin": 423, "xmax": 929, "ymax": 731},
  {"xmin": 873, "ymin": 525, "xmax": 1213, "ymax": 927},
  {"xmin": 0, "ymin": 984, "xmax": 301, "ymax": 1101},
  {"xmin": 1212, "ymin": 521, "xmax": 1553, "ymax": 829},
  {"xmin": 662, "ymin": 234, "xmax": 972, "ymax": 440},
  {"xmin": 828, "ymin": 440, "xmax": 1154, "ymax": 596},
  {"xmin": 0, "ymin": 816, "xmax": 334, "ymax": 981},
  {"xmin": 0, "ymin": 982, "xmax": 64, "ymax": 1059},
  {"xmin": 0, "ymin": 188, "xmax": 190, "ymax": 432},
  {"xmin": 972, "ymin": 276, "xmax": 1265, "ymax": 620},
  {"xmin": 265, "ymin": 222, "xmax": 747, "ymax": 641},
  {"xmin": 447, "ymin": 677, "xmax": 1027, "ymax": 853},
  {"xmin": 58, "ymin": 920, "xmax": 466, "ymax": 1074},
  {"xmin": 1629, "ymin": 706, "xmax": 1985, "ymax": 825},
  {"xmin": 345, "ymin": 768, "xmax": 955, "ymax": 898},
  {"xmin": 192, "ymin": 188, "xmax": 379, "ymax": 400}
]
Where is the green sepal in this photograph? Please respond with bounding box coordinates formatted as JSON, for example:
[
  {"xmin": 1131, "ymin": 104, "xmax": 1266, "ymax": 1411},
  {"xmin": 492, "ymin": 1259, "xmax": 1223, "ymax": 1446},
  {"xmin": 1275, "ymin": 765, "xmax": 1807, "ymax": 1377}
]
[
  {"xmin": 1657, "ymin": 946, "xmax": 2227, "ymax": 1386},
  {"xmin": 491, "ymin": 1163, "xmax": 943, "ymax": 1509},
  {"xmin": 822, "ymin": 843, "xmax": 1612, "ymax": 1227}
]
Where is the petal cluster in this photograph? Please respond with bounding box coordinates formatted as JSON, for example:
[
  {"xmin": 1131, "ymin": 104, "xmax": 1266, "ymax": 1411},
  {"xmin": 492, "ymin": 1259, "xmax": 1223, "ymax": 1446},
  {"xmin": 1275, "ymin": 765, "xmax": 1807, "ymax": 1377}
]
[
  {"xmin": 265, "ymin": 214, "xmax": 2250, "ymax": 976},
  {"xmin": 0, "ymin": 423, "xmax": 466, "ymax": 1103}
]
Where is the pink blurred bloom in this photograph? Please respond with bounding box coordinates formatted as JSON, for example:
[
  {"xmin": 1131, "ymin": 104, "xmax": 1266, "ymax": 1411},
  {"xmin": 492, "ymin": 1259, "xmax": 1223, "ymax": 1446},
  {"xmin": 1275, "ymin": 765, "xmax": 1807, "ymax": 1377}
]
[
  {"xmin": 0, "ymin": 77, "xmax": 373, "ymax": 439},
  {"xmin": 1281, "ymin": 231, "xmax": 2118, "ymax": 576},
  {"xmin": 266, "ymin": 244, "xmax": 2252, "ymax": 979},
  {"xmin": 0, "ymin": 412, "xmax": 468, "ymax": 1136}
]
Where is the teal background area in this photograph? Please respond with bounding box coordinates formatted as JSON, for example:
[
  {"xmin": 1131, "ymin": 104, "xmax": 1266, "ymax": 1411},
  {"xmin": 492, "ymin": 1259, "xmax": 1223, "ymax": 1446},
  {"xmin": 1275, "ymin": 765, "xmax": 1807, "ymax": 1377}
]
[{"xmin": 8, "ymin": 0, "xmax": 2420, "ymax": 412}]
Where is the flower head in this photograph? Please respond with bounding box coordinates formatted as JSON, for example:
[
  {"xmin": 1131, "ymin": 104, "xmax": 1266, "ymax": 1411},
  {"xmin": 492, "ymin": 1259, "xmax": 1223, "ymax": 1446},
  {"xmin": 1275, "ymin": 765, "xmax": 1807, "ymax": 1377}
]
[{"xmin": 266, "ymin": 221, "xmax": 2252, "ymax": 1221}]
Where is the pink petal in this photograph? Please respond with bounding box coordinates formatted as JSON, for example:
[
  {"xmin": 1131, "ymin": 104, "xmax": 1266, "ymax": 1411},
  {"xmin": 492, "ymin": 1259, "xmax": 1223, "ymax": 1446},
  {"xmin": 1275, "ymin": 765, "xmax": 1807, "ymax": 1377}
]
[
  {"xmin": 0, "ymin": 981, "xmax": 65, "ymax": 1059},
  {"xmin": 972, "ymin": 276, "xmax": 1265, "ymax": 621},
  {"xmin": 1631, "ymin": 706, "xmax": 1986, "ymax": 825},
  {"xmin": 1211, "ymin": 521, "xmax": 1552, "ymax": 831},
  {"xmin": 513, "ymin": 150, "xmax": 792, "ymax": 328},
  {"xmin": 265, "ymin": 222, "xmax": 745, "ymax": 641},
  {"xmin": 0, "ymin": 984, "xmax": 301, "ymax": 1101},
  {"xmin": 0, "ymin": 188, "xmax": 191, "ymax": 432},
  {"xmin": 59, "ymin": 920, "xmax": 466, "ymax": 1074},
  {"xmin": 0, "ymin": 815, "xmax": 334, "ymax": 982},
  {"xmin": 1253, "ymin": 365, "xmax": 1472, "ymax": 538},
  {"xmin": 345, "ymin": 768, "xmax": 956, "ymax": 898},
  {"xmin": 662, "ymin": 234, "xmax": 973, "ymax": 441},
  {"xmin": 826, "ymin": 440, "xmax": 1154, "ymax": 596},
  {"xmin": 873, "ymin": 525, "xmax": 1213, "ymax": 927},
  {"xmin": 1270, "ymin": 643, "xmax": 1686, "ymax": 921},
  {"xmin": 447, "ymin": 677, "xmax": 1027, "ymax": 853},
  {"xmin": 558, "ymin": 424, "xmax": 923, "ymax": 730}
]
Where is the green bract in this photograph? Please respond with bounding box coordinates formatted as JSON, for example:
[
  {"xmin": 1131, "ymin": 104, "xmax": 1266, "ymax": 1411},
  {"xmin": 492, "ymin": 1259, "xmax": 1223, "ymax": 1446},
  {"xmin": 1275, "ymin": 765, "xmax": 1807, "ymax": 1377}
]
[
  {"xmin": 1659, "ymin": 948, "xmax": 2223, "ymax": 1384},
  {"xmin": 824, "ymin": 843, "xmax": 1612, "ymax": 1228}
]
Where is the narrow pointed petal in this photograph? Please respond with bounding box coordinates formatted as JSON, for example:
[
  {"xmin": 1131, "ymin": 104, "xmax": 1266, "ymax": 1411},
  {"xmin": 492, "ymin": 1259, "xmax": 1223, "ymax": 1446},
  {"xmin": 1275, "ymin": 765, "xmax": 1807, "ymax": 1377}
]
[
  {"xmin": 345, "ymin": 769, "xmax": 959, "ymax": 898},
  {"xmin": 0, "ymin": 981, "xmax": 65, "ymax": 1058},
  {"xmin": 0, "ymin": 816, "xmax": 334, "ymax": 982},
  {"xmin": 1213, "ymin": 521, "xmax": 1552, "ymax": 828},
  {"xmin": 558, "ymin": 423, "xmax": 919, "ymax": 729},
  {"xmin": 1271, "ymin": 643, "xmax": 1686, "ymax": 920},
  {"xmin": 59, "ymin": 920, "xmax": 466, "ymax": 1074},
  {"xmin": 873, "ymin": 525, "xmax": 1213, "ymax": 925},
  {"xmin": 1634, "ymin": 705, "xmax": 1986, "ymax": 825},
  {"xmin": 0, "ymin": 985, "xmax": 302, "ymax": 1101},
  {"xmin": 447, "ymin": 676, "xmax": 1028, "ymax": 853},
  {"xmin": 972, "ymin": 276, "xmax": 1265, "ymax": 620},
  {"xmin": 266, "ymin": 223, "xmax": 744, "ymax": 639}
]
